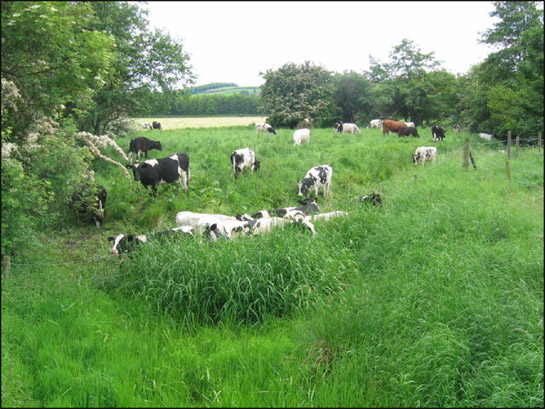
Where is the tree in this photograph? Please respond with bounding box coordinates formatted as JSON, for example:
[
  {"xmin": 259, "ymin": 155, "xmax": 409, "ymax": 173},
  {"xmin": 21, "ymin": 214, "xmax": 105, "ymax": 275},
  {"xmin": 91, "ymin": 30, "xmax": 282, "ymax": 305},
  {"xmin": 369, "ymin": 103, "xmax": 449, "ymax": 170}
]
[
  {"xmin": 468, "ymin": 1, "xmax": 544, "ymax": 137},
  {"xmin": 366, "ymin": 39, "xmax": 444, "ymax": 125},
  {"xmin": 332, "ymin": 71, "xmax": 373, "ymax": 123},
  {"xmin": 1, "ymin": 1, "xmax": 115, "ymax": 140},
  {"xmin": 74, "ymin": 2, "xmax": 195, "ymax": 134},
  {"xmin": 259, "ymin": 61, "xmax": 335, "ymax": 128}
]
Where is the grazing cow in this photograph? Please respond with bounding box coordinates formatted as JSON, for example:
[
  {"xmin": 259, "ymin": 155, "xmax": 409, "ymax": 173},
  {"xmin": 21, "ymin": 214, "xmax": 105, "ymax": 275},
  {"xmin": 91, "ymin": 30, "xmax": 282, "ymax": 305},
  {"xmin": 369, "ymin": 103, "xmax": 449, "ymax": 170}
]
[
  {"xmin": 108, "ymin": 226, "xmax": 194, "ymax": 255},
  {"xmin": 367, "ymin": 119, "xmax": 383, "ymax": 129},
  {"xmin": 230, "ymin": 147, "xmax": 260, "ymax": 178},
  {"xmin": 382, "ymin": 119, "xmax": 407, "ymax": 135},
  {"xmin": 453, "ymin": 124, "xmax": 461, "ymax": 133},
  {"xmin": 140, "ymin": 122, "xmax": 153, "ymax": 130},
  {"xmin": 478, "ymin": 133, "xmax": 494, "ymax": 140},
  {"xmin": 352, "ymin": 193, "xmax": 383, "ymax": 206},
  {"xmin": 398, "ymin": 126, "xmax": 420, "ymax": 138},
  {"xmin": 335, "ymin": 121, "xmax": 361, "ymax": 134},
  {"xmin": 404, "ymin": 122, "xmax": 415, "ymax": 127},
  {"xmin": 297, "ymin": 165, "xmax": 333, "ymax": 199},
  {"xmin": 128, "ymin": 137, "xmax": 163, "ymax": 164},
  {"xmin": 432, "ymin": 126, "xmax": 446, "ymax": 142},
  {"xmin": 293, "ymin": 128, "xmax": 311, "ymax": 145},
  {"xmin": 152, "ymin": 121, "xmax": 162, "ymax": 130},
  {"xmin": 255, "ymin": 123, "xmax": 277, "ymax": 134},
  {"xmin": 412, "ymin": 147, "xmax": 437, "ymax": 165},
  {"xmin": 70, "ymin": 184, "xmax": 107, "ymax": 229},
  {"xmin": 126, "ymin": 152, "xmax": 190, "ymax": 194}
]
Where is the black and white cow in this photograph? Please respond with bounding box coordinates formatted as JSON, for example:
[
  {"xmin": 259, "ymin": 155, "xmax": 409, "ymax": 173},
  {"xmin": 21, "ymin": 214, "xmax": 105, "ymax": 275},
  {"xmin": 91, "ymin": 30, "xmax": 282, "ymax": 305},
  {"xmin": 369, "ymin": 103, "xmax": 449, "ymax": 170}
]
[
  {"xmin": 453, "ymin": 124, "xmax": 461, "ymax": 133},
  {"xmin": 297, "ymin": 165, "xmax": 333, "ymax": 199},
  {"xmin": 255, "ymin": 123, "xmax": 277, "ymax": 134},
  {"xmin": 431, "ymin": 126, "xmax": 446, "ymax": 142},
  {"xmin": 175, "ymin": 211, "xmax": 255, "ymax": 241},
  {"xmin": 230, "ymin": 148, "xmax": 260, "ymax": 179},
  {"xmin": 108, "ymin": 226, "xmax": 194, "ymax": 255},
  {"xmin": 398, "ymin": 126, "xmax": 420, "ymax": 137},
  {"xmin": 128, "ymin": 137, "xmax": 163, "ymax": 164},
  {"xmin": 126, "ymin": 152, "xmax": 190, "ymax": 194},
  {"xmin": 334, "ymin": 121, "xmax": 361, "ymax": 134},
  {"xmin": 351, "ymin": 193, "xmax": 383, "ymax": 206},
  {"xmin": 140, "ymin": 122, "xmax": 153, "ymax": 130},
  {"xmin": 251, "ymin": 198, "xmax": 320, "ymax": 220},
  {"xmin": 152, "ymin": 121, "xmax": 162, "ymax": 130},
  {"xmin": 412, "ymin": 147, "xmax": 437, "ymax": 165},
  {"xmin": 70, "ymin": 184, "xmax": 107, "ymax": 229}
]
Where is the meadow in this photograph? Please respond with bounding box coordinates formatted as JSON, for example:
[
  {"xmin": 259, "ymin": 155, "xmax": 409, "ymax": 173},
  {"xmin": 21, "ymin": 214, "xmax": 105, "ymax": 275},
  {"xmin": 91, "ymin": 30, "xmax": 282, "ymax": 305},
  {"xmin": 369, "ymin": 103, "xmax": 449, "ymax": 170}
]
[{"xmin": 2, "ymin": 120, "xmax": 543, "ymax": 407}]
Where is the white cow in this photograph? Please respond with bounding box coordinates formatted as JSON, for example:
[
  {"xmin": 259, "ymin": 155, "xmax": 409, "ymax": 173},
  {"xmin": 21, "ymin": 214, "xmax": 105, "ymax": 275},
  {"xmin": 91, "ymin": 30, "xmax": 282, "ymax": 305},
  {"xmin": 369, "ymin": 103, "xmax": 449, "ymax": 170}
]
[
  {"xmin": 310, "ymin": 211, "xmax": 350, "ymax": 221},
  {"xmin": 404, "ymin": 122, "xmax": 415, "ymax": 127},
  {"xmin": 367, "ymin": 119, "xmax": 383, "ymax": 129},
  {"xmin": 293, "ymin": 128, "xmax": 311, "ymax": 145},
  {"xmin": 479, "ymin": 133, "xmax": 494, "ymax": 140},
  {"xmin": 297, "ymin": 165, "xmax": 333, "ymax": 199},
  {"xmin": 412, "ymin": 147, "xmax": 437, "ymax": 165}
]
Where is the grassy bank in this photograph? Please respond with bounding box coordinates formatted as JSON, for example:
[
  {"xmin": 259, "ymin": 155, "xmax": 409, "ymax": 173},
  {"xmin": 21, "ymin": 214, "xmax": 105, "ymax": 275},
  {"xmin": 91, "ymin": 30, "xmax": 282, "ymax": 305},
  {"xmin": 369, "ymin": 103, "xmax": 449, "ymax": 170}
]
[{"xmin": 2, "ymin": 125, "xmax": 543, "ymax": 407}]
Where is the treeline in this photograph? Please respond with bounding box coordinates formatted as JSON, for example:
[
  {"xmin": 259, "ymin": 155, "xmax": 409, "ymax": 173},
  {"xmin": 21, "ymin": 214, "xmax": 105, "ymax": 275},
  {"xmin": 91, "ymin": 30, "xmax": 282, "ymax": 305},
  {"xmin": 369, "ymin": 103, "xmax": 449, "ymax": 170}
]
[{"xmin": 134, "ymin": 89, "xmax": 259, "ymax": 116}]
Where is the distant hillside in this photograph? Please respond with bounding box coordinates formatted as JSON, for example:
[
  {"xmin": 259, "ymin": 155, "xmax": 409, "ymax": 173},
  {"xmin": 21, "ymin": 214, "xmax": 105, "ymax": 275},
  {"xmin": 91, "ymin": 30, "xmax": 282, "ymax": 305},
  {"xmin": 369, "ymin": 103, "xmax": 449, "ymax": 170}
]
[{"xmin": 190, "ymin": 83, "xmax": 260, "ymax": 96}]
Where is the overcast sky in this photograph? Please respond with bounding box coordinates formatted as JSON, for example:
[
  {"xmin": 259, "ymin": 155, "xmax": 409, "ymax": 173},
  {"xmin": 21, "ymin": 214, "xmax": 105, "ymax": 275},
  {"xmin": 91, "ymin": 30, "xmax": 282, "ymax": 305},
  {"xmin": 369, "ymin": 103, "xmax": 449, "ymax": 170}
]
[{"xmin": 143, "ymin": 1, "xmax": 500, "ymax": 87}]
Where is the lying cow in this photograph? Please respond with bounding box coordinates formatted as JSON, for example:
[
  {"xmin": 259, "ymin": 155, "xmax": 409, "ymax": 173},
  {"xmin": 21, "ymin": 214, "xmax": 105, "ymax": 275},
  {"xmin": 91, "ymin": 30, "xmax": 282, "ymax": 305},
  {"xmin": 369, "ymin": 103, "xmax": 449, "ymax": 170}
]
[
  {"xmin": 108, "ymin": 226, "xmax": 194, "ymax": 255},
  {"xmin": 251, "ymin": 198, "xmax": 320, "ymax": 220},
  {"xmin": 310, "ymin": 211, "xmax": 350, "ymax": 221},
  {"xmin": 251, "ymin": 213, "xmax": 316, "ymax": 235},
  {"xmin": 293, "ymin": 128, "xmax": 311, "ymax": 145},
  {"xmin": 140, "ymin": 122, "xmax": 153, "ymax": 130},
  {"xmin": 70, "ymin": 184, "xmax": 107, "ymax": 229},
  {"xmin": 128, "ymin": 136, "xmax": 163, "ymax": 164},
  {"xmin": 352, "ymin": 193, "xmax": 383, "ymax": 206},
  {"xmin": 230, "ymin": 147, "xmax": 260, "ymax": 179},
  {"xmin": 255, "ymin": 123, "xmax": 277, "ymax": 134},
  {"xmin": 126, "ymin": 152, "xmax": 190, "ymax": 194},
  {"xmin": 297, "ymin": 165, "xmax": 333, "ymax": 199},
  {"xmin": 413, "ymin": 147, "xmax": 437, "ymax": 165},
  {"xmin": 398, "ymin": 126, "xmax": 419, "ymax": 138},
  {"xmin": 152, "ymin": 121, "xmax": 162, "ymax": 130},
  {"xmin": 432, "ymin": 126, "xmax": 446, "ymax": 142},
  {"xmin": 175, "ymin": 211, "xmax": 254, "ymax": 241}
]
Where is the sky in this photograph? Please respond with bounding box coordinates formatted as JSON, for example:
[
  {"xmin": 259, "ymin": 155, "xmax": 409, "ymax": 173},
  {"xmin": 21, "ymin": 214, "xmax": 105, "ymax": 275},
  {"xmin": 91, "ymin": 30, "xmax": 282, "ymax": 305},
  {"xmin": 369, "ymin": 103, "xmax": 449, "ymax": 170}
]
[{"xmin": 143, "ymin": 1, "xmax": 500, "ymax": 87}]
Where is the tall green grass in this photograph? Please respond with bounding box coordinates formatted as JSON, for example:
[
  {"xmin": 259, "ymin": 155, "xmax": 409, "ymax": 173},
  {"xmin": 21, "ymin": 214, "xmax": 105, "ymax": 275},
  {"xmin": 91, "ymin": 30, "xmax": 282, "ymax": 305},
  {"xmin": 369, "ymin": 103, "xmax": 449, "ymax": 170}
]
[{"xmin": 2, "ymin": 125, "xmax": 543, "ymax": 407}]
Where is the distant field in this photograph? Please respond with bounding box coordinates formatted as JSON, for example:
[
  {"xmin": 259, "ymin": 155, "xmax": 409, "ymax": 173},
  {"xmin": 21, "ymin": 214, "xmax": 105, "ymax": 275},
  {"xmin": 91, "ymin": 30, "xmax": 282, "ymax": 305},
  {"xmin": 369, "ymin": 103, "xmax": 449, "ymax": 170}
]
[
  {"xmin": 200, "ymin": 86, "xmax": 260, "ymax": 95},
  {"xmin": 134, "ymin": 116, "xmax": 267, "ymax": 129}
]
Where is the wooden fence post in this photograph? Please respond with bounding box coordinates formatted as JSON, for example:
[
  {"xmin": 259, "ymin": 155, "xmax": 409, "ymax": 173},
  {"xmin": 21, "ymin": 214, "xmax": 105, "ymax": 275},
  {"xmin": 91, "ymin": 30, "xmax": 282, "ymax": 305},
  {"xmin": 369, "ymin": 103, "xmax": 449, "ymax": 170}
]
[
  {"xmin": 469, "ymin": 152, "xmax": 477, "ymax": 169},
  {"xmin": 2, "ymin": 256, "xmax": 10, "ymax": 279},
  {"xmin": 507, "ymin": 131, "xmax": 511, "ymax": 160},
  {"xmin": 463, "ymin": 138, "xmax": 470, "ymax": 171},
  {"xmin": 505, "ymin": 160, "xmax": 511, "ymax": 181}
]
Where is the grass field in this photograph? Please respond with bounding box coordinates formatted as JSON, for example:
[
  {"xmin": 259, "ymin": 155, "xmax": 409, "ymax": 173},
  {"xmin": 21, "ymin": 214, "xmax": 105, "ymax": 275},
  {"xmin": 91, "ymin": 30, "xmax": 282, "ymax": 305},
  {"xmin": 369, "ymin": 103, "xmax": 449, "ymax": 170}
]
[{"xmin": 2, "ymin": 121, "xmax": 543, "ymax": 407}]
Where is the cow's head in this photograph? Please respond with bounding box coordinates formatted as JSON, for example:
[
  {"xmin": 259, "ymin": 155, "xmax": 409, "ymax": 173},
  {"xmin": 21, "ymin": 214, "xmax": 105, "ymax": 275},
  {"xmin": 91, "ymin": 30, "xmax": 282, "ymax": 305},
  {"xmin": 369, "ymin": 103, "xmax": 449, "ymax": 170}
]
[
  {"xmin": 253, "ymin": 160, "xmax": 261, "ymax": 171},
  {"xmin": 108, "ymin": 234, "xmax": 146, "ymax": 254},
  {"xmin": 297, "ymin": 177, "xmax": 314, "ymax": 197},
  {"xmin": 412, "ymin": 153, "xmax": 421, "ymax": 165}
]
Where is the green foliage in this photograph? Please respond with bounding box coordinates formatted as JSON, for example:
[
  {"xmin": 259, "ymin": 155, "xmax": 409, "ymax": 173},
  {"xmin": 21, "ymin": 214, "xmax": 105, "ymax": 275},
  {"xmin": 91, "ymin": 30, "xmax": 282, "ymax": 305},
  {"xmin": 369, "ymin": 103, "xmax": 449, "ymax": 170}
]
[
  {"xmin": 332, "ymin": 71, "xmax": 373, "ymax": 123},
  {"xmin": 1, "ymin": 1, "xmax": 115, "ymax": 139},
  {"xmin": 259, "ymin": 61, "xmax": 336, "ymax": 128}
]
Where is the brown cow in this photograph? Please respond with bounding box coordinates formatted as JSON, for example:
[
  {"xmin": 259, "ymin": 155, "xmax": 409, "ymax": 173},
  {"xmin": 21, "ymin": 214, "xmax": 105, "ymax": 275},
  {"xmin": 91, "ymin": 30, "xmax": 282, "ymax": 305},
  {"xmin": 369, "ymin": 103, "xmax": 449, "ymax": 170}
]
[{"xmin": 382, "ymin": 119, "xmax": 407, "ymax": 135}]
